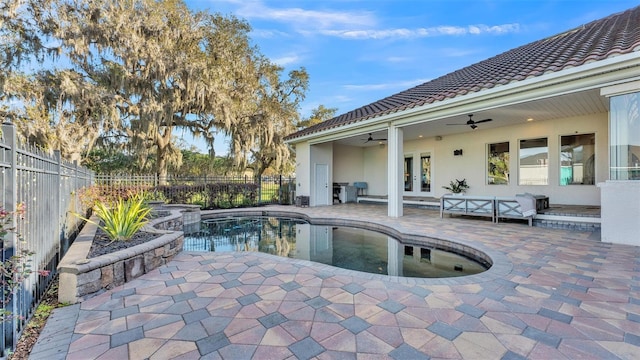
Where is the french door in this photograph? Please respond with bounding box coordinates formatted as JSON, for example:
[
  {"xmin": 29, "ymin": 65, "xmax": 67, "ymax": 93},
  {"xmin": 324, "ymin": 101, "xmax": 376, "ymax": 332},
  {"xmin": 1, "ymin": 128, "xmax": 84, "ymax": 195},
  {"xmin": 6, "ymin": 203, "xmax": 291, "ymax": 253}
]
[{"xmin": 404, "ymin": 152, "xmax": 432, "ymax": 196}]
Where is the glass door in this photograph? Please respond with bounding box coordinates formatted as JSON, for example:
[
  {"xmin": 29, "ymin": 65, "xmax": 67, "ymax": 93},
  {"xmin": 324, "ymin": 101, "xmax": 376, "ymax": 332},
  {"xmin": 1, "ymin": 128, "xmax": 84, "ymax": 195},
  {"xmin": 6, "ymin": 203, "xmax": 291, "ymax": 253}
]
[
  {"xmin": 404, "ymin": 152, "xmax": 433, "ymax": 196},
  {"xmin": 404, "ymin": 156, "xmax": 413, "ymax": 191},
  {"xmin": 420, "ymin": 153, "xmax": 431, "ymax": 193}
]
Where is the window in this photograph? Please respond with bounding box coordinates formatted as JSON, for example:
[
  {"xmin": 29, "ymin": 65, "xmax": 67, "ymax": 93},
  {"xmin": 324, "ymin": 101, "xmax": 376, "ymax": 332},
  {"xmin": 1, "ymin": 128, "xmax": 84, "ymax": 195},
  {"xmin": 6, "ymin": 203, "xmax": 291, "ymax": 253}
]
[
  {"xmin": 560, "ymin": 134, "xmax": 595, "ymax": 185},
  {"xmin": 519, "ymin": 138, "xmax": 548, "ymax": 185},
  {"xmin": 610, "ymin": 92, "xmax": 640, "ymax": 180},
  {"xmin": 488, "ymin": 142, "xmax": 509, "ymax": 185}
]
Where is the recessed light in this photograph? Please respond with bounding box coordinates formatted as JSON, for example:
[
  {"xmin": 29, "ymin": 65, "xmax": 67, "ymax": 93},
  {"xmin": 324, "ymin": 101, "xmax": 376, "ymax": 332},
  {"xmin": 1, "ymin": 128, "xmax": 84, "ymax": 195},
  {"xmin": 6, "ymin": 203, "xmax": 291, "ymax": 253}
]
[
  {"xmin": 418, "ymin": 135, "xmax": 423, "ymax": 138},
  {"xmin": 526, "ymin": 118, "xmax": 534, "ymax": 122}
]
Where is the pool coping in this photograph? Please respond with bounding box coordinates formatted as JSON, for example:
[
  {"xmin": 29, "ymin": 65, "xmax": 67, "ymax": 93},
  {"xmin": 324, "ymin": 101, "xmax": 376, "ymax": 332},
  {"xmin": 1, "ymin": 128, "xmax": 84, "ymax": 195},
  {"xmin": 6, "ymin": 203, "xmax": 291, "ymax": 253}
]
[{"xmin": 198, "ymin": 208, "xmax": 513, "ymax": 286}]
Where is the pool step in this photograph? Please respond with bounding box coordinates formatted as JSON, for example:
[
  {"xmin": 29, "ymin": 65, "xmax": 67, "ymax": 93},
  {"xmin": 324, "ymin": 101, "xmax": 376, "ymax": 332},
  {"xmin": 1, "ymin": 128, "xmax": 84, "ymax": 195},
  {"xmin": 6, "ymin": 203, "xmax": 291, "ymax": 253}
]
[{"xmin": 533, "ymin": 219, "xmax": 600, "ymax": 231}]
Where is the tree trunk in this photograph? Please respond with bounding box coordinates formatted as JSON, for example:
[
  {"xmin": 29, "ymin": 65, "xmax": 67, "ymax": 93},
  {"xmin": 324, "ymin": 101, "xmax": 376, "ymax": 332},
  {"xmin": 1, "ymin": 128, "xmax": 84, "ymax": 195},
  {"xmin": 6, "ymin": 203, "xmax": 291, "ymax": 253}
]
[
  {"xmin": 157, "ymin": 150, "xmax": 168, "ymax": 185},
  {"xmin": 156, "ymin": 126, "xmax": 173, "ymax": 186}
]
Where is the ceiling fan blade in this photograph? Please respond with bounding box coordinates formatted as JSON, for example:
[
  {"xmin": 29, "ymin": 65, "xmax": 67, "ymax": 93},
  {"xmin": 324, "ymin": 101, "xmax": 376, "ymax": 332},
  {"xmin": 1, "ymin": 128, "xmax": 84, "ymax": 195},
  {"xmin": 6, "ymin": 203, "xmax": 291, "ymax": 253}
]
[
  {"xmin": 473, "ymin": 118, "xmax": 492, "ymax": 124},
  {"xmin": 447, "ymin": 123, "xmax": 468, "ymax": 126},
  {"xmin": 361, "ymin": 133, "xmax": 374, "ymax": 143}
]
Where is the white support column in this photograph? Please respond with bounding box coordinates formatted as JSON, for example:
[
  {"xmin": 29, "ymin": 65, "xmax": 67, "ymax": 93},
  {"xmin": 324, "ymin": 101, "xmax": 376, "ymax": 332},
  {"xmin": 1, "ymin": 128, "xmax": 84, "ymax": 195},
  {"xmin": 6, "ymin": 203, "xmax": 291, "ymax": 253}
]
[
  {"xmin": 387, "ymin": 125, "xmax": 403, "ymax": 217},
  {"xmin": 599, "ymin": 180, "xmax": 640, "ymax": 246},
  {"xmin": 386, "ymin": 236, "xmax": 403, "ymax": 276}
]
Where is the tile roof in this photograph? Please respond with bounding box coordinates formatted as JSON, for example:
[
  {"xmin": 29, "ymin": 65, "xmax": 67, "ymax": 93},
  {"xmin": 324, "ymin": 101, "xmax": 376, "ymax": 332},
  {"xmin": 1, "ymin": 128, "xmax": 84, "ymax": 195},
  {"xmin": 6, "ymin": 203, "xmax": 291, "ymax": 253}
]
[{"xmin": 285, "ymin": 5, "xmax": 640, "ymax": 141}]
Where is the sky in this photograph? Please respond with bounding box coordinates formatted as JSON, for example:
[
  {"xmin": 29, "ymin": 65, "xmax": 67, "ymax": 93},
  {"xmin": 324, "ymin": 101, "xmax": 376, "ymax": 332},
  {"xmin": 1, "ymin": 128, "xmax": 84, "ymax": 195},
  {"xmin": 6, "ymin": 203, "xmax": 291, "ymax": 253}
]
[{"xmin": 182, "ymin": 0, "xmax": 640, "ymax": 154}]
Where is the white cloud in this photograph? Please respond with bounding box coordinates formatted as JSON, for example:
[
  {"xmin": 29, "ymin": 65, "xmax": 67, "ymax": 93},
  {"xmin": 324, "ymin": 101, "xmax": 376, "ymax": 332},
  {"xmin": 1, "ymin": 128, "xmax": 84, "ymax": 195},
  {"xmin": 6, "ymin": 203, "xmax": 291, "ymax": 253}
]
[
  {"xmin": 250, "ymin": 29, "xmax": 291, "ymax": 39},
  {"xmin": 438, "ymin": 48, "xmax": 479, "ymax": 58},
  {"xmin": 233, "ymin": 0, "xmax": 375, "ymax": 30},
  {"xmin": 386, "ymin": 56, "xmax": 411, "ymax": 63},
  {"xmin": 332, "ymin": 95, "xmax": 353, "ymax": 103},
  {"xmin": 272, "ymin": 54, "xmax": 301, "ymax": 66},
  {"xmin": 323, "ymin": 24, "xmax": 520, "ymax": 40},
  {"xmin": 217, "ymin": 1, "xmax": 519, "ymax": 41},
  {"xmin": 343, "ymin": 78, "xmax": 430, "ymax": 91}
]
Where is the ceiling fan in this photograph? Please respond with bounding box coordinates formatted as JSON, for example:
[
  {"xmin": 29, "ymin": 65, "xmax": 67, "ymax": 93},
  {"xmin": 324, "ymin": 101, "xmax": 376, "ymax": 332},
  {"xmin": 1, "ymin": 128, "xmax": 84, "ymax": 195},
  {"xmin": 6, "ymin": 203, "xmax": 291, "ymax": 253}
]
[
  {"xmin": 447, "ymin": 114, "xmax": 492, "ymax": 130},
  {"xmin": 362, "ymin": 133, "xmax": 387, "ymax": 143}
]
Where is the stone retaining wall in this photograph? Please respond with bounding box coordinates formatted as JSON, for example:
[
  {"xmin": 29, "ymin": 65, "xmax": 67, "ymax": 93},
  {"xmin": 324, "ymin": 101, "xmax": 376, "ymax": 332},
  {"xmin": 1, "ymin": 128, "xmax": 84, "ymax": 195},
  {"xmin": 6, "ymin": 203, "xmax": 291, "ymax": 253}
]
[{"xmin": 58, "ymin": 206, "xmax": 199, "ymax": 304}]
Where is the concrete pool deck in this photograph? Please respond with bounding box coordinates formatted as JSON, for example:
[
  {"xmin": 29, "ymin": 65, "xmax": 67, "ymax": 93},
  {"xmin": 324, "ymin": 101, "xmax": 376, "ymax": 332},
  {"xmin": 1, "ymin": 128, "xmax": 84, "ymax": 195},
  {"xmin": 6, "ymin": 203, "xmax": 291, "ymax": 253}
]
[{"xmin": 31, "ymin": 204, "xmax": 640, "ymax": 359}]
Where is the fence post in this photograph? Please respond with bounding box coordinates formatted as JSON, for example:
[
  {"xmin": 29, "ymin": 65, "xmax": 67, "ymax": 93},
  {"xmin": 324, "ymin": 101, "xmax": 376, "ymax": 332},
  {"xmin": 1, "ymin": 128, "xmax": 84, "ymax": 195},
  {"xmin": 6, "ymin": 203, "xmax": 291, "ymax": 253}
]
[
  {"xmin": 279, "ymin": 175, "xmax": 283, "ymax": 204},
  {"xmin": 257, "ymin": 176, "xmax": 262, "ymax": 206},
  {"xmin": 2, "ymin": 121, "xmax": 19, "ymax": 351},
  {"xmin": 54, "ymin": 151, "xmax": 63, "ymax": 260}
]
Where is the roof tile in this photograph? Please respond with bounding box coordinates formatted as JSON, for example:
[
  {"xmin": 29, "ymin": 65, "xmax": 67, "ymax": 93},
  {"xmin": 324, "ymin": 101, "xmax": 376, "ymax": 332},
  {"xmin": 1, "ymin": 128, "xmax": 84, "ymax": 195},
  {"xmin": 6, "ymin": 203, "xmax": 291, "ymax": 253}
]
[{"xmin": 286, "ymin": 6, "xmax": 640, "ymax": 141}]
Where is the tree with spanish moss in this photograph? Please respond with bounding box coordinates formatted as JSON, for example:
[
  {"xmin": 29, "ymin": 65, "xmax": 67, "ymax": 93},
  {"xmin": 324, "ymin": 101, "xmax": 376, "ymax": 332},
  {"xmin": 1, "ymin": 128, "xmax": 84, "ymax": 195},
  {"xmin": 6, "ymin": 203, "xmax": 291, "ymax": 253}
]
[
  {"xmin": 297, "ymin": 104, "xmax": 337, "ymax": 130},
  {"xmin": 227, "ymin": 61, "xmax": 309, "ymax": 177},
  {"xmin": 2, "ymin": 0, "xmax": 309, "ymax": 180}
]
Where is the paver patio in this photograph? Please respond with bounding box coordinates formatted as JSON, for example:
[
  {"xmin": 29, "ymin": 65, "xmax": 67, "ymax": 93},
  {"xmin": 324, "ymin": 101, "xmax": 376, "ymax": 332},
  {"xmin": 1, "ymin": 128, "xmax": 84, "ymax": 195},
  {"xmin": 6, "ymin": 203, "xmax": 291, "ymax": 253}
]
[{"xmin": 31, "ymin": 204, "xmax": 640, "ymax": 359}]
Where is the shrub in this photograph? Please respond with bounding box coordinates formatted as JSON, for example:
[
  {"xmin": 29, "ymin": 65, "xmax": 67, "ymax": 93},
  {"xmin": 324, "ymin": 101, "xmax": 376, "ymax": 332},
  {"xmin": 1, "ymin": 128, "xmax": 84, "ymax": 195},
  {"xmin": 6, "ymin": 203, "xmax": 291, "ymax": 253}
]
[
  {"xmin": 77, "ymin": 194, "xmax": 152, "ymax": 242},
  {"xmin": 155, "ymin": 183, "xmax": 258, "ymax": 209},
  {"xmin": 443, "ymin": 179, "xmax": 469, "ymax": 194},
  {"xmin": 1, "ymin": 204, "xmax": 36, "ymax": 322}
]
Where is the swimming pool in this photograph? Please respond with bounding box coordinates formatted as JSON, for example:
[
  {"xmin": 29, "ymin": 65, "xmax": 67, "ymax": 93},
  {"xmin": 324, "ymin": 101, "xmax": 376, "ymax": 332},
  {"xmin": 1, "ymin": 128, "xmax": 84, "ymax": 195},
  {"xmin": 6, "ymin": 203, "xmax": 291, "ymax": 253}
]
[{"xmin": 183, "ymin": 215, "xmax": 489, "ymax": 278}]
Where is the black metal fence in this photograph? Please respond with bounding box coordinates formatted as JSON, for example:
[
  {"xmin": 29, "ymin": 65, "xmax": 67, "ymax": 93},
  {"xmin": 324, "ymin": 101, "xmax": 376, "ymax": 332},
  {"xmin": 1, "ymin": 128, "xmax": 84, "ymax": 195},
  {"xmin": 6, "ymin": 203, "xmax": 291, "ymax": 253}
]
[
  {"xmin": 0, "ymin": 120, "xmax": 295, "ymax": 356},
  {"xmin": 94, "ymin": 174, "xmax": 296, "ymax": 209},
  {"xmin": 1, "ymin": 122, "xmax": 93, "ymax": 358}
]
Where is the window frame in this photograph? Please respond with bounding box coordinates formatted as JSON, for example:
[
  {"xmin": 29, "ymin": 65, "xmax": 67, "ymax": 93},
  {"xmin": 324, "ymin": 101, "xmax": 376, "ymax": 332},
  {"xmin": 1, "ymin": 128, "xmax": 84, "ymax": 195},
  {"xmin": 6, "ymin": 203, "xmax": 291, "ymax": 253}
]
[
  {"xmin": 487, "ymin": 141, "xmax": 510, "ymax": 185},
  {"xmin": 559, "ymin": 132, "xmax": 596, "ymax": 186},
  {"xmin": 518, "ymin": 137, "xmax": 549, "ymax": 186}
]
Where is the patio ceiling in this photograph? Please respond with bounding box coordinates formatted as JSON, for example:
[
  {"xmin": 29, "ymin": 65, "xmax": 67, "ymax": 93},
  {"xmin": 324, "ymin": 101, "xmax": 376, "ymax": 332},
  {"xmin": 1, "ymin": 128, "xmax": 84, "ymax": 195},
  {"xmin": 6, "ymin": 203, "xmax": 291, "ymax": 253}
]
[{"xmin": 335, "ymin": 88, "xmax": 608, "ymax": 147}]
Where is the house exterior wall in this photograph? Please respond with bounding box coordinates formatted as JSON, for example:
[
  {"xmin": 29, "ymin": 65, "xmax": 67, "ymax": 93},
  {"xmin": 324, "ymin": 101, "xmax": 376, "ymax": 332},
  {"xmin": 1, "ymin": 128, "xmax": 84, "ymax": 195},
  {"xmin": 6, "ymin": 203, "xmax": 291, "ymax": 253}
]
[
  {"xmin": 333, "ymin": 144, "xmax": 364, "ymax": 184},
  {"xmin": 349, "ymin": 112, "xmax": 606, "ymax": 205},
  {"xmin": 294, "ymin": 142, "xmax": 311, "ymax": 197},
  {"xmin": 295, "ymin": 113, "xmax": 607, "ymax": 206},
  {"xmin": 430, "ymin": 112, "xmax": 607, "ymax": 205},
  {"xmin": 599, "ymin": 181, "xmax": 640, "ymax": 246},
  {"xmin": 363, "ymin": 145, "xmax": 388, "ymax": 195}
]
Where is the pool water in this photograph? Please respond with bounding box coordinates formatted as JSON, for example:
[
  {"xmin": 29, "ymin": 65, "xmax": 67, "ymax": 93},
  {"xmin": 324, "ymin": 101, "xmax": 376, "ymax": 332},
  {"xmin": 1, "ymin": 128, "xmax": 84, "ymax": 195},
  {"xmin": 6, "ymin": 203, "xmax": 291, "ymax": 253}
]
[{"xmin": 183, "ymin": 216, "xmax": 488, "ymax": 278}]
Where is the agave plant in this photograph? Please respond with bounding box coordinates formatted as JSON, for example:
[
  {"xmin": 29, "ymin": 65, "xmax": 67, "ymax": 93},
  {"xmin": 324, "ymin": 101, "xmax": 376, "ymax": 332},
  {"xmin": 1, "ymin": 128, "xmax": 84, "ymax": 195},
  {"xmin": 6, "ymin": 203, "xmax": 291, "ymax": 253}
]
[{"xmin": 78, "ymin": 194, "xmax": 152, "ymax": 242}]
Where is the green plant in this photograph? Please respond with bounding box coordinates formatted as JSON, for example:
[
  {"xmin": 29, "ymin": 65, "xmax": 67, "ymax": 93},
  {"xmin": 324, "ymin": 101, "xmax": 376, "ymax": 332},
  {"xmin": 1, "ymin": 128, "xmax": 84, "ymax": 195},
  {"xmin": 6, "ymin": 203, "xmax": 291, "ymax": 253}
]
[
  {"xmin": 77, "ymin": 194, "xmax": 152, "ymax": 242},
  {"xmin": 1, "ymin": 204, "xmax": 37, "ymax": 322},
  {"xmin": 443, "ymin": 179, "xmax": 469, "ymax": 194},
  {"xmin": 140, "ymin": 190, "xmax": 168, "ymax": 203}
]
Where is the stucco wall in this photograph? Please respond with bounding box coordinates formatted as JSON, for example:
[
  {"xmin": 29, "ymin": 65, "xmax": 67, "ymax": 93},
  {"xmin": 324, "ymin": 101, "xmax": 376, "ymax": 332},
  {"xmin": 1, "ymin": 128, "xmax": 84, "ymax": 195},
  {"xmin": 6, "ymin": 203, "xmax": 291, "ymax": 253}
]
[
  {"xmin": 333, "ymin": 143, "xmax": 364, "ymax": 184},
  {"xmin": 359, "ymin": 113, "xmax": 606, "ymax": 205},
  {"xmin": 600, "ymin": 180, "xmax": 640, "ymax": 245},
  {"xmin": 294, "ymin": 142, "xmax": 311, "ymax": 197},
  {"xmin": 295, "ymin": 112, "xmax": 606, "ymax": 206},
  {"xmin": 431, "ymin": 112, "xmax": 607, "ymax": 205},
  {"xmin": 363, "ymin": 145, "xmax": 388, "ymax": 195}
]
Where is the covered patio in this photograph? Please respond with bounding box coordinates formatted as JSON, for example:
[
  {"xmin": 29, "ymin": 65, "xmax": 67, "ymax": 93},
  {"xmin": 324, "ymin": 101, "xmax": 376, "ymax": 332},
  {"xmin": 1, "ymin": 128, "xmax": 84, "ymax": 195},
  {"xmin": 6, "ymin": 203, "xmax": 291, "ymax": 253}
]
[{"xmin": 285, "ymin": 6, "xmax": 640, "ymax": 246}]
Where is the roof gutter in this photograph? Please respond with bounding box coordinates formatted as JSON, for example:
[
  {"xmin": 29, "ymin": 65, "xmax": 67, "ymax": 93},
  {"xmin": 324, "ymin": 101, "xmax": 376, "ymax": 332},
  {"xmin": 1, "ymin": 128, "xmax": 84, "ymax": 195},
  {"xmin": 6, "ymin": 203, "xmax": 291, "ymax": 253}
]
[{"xmin": 286, "ymin": 142, "xmax": 296, "ymax": 155}]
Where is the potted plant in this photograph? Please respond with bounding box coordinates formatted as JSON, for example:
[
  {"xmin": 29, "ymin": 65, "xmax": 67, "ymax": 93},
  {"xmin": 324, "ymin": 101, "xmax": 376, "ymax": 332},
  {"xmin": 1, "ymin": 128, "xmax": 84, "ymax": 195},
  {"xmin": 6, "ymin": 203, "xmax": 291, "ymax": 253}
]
[{"xmin": 443, "ymin": 179, "xmax": 469, "ymax": 195}]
